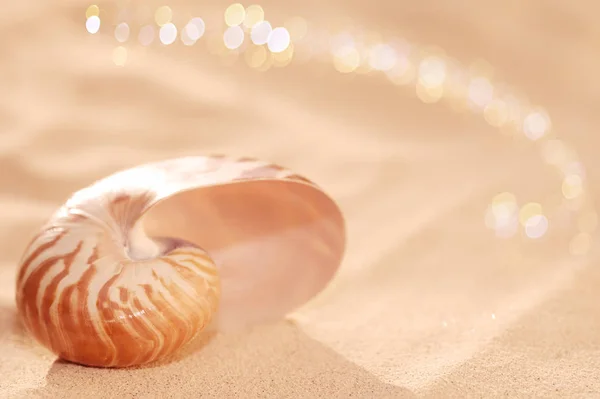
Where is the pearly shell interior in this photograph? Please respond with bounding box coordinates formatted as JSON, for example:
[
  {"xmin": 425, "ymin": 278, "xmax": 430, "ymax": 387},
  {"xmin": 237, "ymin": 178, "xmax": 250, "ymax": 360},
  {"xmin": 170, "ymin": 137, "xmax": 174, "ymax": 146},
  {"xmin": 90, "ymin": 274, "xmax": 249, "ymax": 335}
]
[{"xmin": 142, "ymin": 177, "xmax": 346, "ymax": 331}]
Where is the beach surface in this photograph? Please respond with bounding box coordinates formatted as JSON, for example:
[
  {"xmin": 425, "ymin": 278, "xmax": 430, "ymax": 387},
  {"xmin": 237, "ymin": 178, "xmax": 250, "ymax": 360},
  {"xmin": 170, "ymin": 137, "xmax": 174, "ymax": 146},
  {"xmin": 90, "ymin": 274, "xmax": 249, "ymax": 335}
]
[{"xmin": 1, "ymin": 1, "xmax": 599, "ymax": 397}]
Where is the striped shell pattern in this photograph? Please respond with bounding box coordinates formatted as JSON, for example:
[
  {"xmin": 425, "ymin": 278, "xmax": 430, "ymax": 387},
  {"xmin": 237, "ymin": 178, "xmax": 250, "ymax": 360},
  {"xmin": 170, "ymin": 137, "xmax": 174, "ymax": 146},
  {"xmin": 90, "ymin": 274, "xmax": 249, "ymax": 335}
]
[{"xmin": 15, "ymin": 155, "xmax": 344, "ymax": 368}]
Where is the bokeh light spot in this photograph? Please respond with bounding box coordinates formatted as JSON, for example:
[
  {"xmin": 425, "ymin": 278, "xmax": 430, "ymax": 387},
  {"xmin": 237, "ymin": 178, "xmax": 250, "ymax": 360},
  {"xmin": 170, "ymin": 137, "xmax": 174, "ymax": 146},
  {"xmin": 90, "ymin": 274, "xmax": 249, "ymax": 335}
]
[
  {"xmin": 418, "ymin": 56, "xmax": 446, "ymax": 88},
  {"xmin": 159, "ymin": 23, "xmax": 177, "ymax": 45},
  {"xmin": 386, "ymin": 56, "xmax": 412, "ymax": 85},
  {"xmin": 484, "ymin": 99, "xmax": 508, "ymax": 127},
  {"xmin": 562, "ymin": 174, "xmax": 583, "ymax": 200},
  {"xmin": 223, "ymin": 25, "xmax": 245, "ymax": 50},
  {"xmin": 523, "ymin": 110, "xmax": 550, "ymax": 141},
  {"xmin": 485, "ymin": 192, "xmax": 519, "ymax": 238},
  {"xmin": 181, "ymin": 18, "xmax": 205, "ymax": 46},
  {"xmin": 155, "ymin": 6, "xmax": 173, "ymax": 27},
  {"xmin": 225, "ymin": 3, "xmax": 245, "ymax": 27},
  {"xmin": 86, "ymin": 5, "xmax": 100, "ymax": 18},
  {"xmin": 333, "ymin": 45, "xmax": 360, "ymax": 73},
  {"xmin": 468, "ymin": 77, "xmax": 494, "ymax": 109},
  {"xmin": 251, "ymin": 21, "xmax": 272, "ymax": 45},
  {"xmin": 138, "ymin": 25, "xmax": 155, "ymax": 46},
  {"xmin": 245, "ymin": 45, "xmax": 268, "ymax": 68},
  {"xmin": 112, "ymin": 46, "xmax": 127, "ymax": 66},
  {"xmin": 368, "ymin": 44, "xmax": 397, "ymax": 72},
  {"xmin": 180, "ymin": 28, "xmax": 196, "ymax": 46},
  {"xmin": 417, "ymin": 84, "xmax": 443, "ymax": 103},
  {"xmin": 492, "ymin": 193, "xmax": 518, "ymax": 220},
  {"xmin": 273, "ymin": 43, "xmax": 294, "ymax": 67},
  {"xmin": 86, "ymin": 16, "xmax": 101, "ymax": 34},
  {"xmin": 519, "ymin": 202, "xmax": 543, "ymax": 226},
  {"xmin": 243, "ymin": 5, "xmax": 264, "ymax": 28},
  {"xmin": 187, "ymin": 18, "xmax": 206, "ymax": 40},
  {"xmin": 524, "ymin": 214, "xmax": 548, "ymax": 239},
  {"xmin": 115, "ymin": 22, "xmax": 130, "ymax": 43},
  {"xmin": 268, "ymin": 27, "xmax": 291, "ymax": 53}
]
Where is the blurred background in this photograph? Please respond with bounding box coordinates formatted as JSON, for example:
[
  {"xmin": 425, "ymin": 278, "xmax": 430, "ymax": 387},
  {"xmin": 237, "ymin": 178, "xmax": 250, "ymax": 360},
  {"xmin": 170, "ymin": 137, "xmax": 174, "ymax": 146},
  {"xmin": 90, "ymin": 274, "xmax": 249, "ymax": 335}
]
[{"xmin": 1, "ymin": 1, "xmax": 599, "ymax": 397}]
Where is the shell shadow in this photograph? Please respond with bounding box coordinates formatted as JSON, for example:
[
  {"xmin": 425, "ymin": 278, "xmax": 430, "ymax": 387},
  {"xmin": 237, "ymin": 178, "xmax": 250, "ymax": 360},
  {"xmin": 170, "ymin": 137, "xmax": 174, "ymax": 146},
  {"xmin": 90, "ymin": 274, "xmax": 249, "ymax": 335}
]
[{"xmin": 16, "ymin": 320, "xmax": 415, "ymax": 398}]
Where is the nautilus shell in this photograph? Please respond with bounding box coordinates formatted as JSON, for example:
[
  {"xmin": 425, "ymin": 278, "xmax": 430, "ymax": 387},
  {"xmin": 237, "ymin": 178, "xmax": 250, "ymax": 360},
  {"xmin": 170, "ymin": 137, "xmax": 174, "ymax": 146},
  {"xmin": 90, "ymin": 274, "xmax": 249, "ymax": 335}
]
[{"xmin": 15, "ymin": 155, "xmax": 345, "ymax": 368}]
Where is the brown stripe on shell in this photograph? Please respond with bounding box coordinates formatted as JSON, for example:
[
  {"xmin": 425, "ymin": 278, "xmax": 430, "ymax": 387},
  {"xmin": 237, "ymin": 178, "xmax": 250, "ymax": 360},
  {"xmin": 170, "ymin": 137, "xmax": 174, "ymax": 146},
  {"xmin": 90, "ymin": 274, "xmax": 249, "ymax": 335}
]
[
  {"xmin": 97, "ymin": 271, "xmax": 133, "ymax": 367},
  {"xmin": 118, "ymin": 287, "xmax": 129, "ymax": 303},
  {"xmin": 16, "ymin": 229, "xmax": 66, "ymax": 286},
  {"xmin": 142, "ymin": 282, "xmax": 190, "ymax": 359},
  {"xmin": 56, "ymin": 284, "xmax": 78, "ymax": 359},
  {"xmin": 121, "ymin": 290, "xmax": 163, "ymax": 366},
  {"xmin": 109, "ymin": 193, "xmax": 154, "ymax": 232},
  {"xmin": 55, "ymin": 247, "xmax": 100, "ymax": 362},
  {"xmin": 169, "ymin": 255, "xmax": 219, "ymax": 277},
  {"xmin": 73, "ymin": 251, "xmax": 106, "ymax": 364},
  {"xmin": 39, "ymin": 241, "xmax": 83, "ymax": 354},
  {"xmin": 19, "ymin": 254, "xmax": 70, "ymax": 345},
  {"xmin": 129, "ymin": 295, "xmax": 166, "ymax": 364},
  {"xmin": 138, "ymin": 284, "xmax": 179, "ymax": 362}
]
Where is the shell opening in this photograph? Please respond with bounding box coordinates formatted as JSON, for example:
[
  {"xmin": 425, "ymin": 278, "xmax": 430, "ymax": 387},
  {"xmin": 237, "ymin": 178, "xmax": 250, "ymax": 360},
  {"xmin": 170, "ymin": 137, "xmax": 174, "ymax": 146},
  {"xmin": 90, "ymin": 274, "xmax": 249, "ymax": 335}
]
[{"xmin": 140, "ymin": 179, "xmax": 345, "ymax": 331}]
